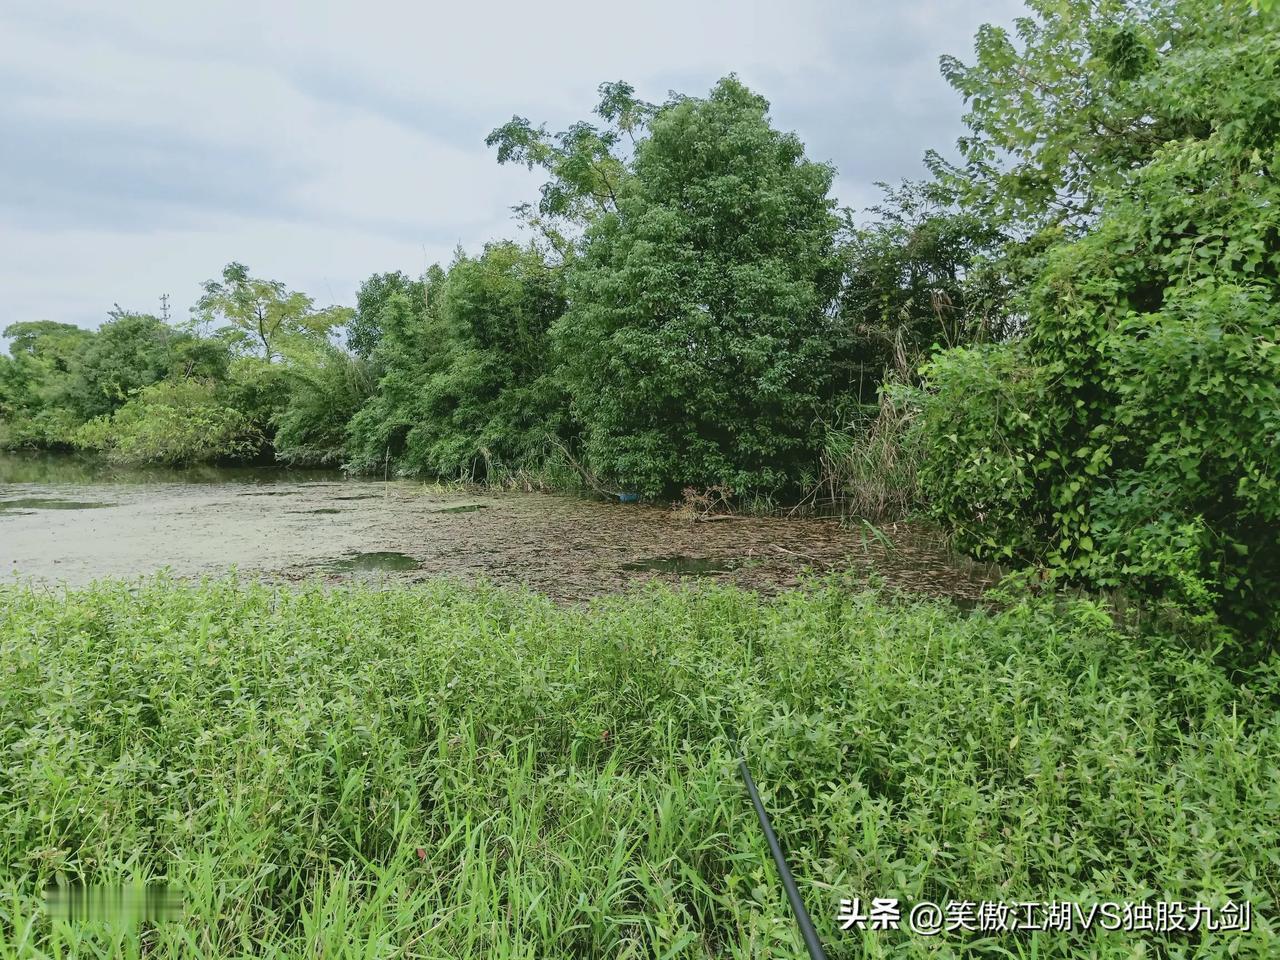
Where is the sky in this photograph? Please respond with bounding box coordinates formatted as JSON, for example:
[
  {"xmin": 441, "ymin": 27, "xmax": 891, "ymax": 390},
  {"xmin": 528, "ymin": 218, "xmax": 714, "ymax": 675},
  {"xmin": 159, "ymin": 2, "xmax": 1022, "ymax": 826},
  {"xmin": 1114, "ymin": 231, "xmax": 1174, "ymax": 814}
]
[{"xmin": 1, "ymin": 0, "xmax": 1024, "ymax": 332}]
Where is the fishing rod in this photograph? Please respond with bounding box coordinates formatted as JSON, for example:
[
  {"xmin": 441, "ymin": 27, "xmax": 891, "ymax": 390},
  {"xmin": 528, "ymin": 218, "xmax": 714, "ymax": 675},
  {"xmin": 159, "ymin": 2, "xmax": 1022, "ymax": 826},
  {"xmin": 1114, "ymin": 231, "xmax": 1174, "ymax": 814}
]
[{"xmin": 734, "ymin": 742, "xmax": 829, "ymax": 960}]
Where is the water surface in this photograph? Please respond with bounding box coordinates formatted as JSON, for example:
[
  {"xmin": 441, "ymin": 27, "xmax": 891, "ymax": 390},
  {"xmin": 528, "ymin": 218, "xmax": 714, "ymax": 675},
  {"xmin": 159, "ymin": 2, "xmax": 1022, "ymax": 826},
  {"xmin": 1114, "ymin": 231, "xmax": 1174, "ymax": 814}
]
[{"xmin": 0, "ymin": 451, "xmax": 999, "ymax": 602}]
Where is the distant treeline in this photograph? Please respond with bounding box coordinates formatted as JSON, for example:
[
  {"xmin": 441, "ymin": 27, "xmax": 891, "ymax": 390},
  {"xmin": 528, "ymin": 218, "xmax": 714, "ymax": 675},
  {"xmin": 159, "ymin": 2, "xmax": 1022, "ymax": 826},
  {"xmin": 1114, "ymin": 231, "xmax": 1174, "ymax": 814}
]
[{"xmin": 2, "ymin": 0, "xmax": 1277, "ymax": 633}]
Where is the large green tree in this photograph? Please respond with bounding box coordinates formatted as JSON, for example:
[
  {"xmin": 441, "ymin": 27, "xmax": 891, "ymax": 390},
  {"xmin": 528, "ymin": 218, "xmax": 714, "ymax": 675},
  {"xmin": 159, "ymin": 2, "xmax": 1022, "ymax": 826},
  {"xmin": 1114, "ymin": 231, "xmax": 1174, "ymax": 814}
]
[
  {"xmin": 345, "ymin": 247, "xmax": 567, "ymax": 480},
  {"xmin": 345, "ymin": 271, "xmax": 423, "ymax": 362},
  {"xmin": 344, "ymin": 268, "xmax": 442, "ymax": 473},
  {"xmin": 0, "ymin": 321, "xmax": 94, "ymax": 446},
  {"xmin": 555, "ymin": 77, "xmax": 842, "ymax": 497},
  {"xmin": 73, "ymin": 310, "xmax": 178, "ymax": 419}
]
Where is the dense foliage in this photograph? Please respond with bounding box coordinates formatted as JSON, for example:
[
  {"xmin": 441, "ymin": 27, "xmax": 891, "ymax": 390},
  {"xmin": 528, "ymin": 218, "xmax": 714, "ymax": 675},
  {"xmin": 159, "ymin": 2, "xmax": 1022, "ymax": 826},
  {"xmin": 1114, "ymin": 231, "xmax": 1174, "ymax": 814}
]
[
  {"xmin": 1, "ymin": 577, "xmax": 1276, "ymax": 958},
  {"xmin": 3, "ymin": 2, "xmax": 1278, "ymax": 953},
  {"xmin": 911, "ymin": 0, "xmax": 1280, "ymax": 630},
  {"xmin": 342, "ymin": 247, "xmax": 568, "ymax": 481},
  {"xmin": 833, "ymin": 182, "xmax": 1011, "ymax": 398},
  {"xmin": 556, "ymin": 78, "xmax": 842, "ymax": 496},
  {"xmin": 1, "ymin": 266, "xmax": 350, "ymax": 466},
  {"xmin": 0, "ymin": 314, "xmax": 218, "ymax": 449},
  {"xmin": 70, "ymin": 378, "xmax": 263, "ymax": 466}
]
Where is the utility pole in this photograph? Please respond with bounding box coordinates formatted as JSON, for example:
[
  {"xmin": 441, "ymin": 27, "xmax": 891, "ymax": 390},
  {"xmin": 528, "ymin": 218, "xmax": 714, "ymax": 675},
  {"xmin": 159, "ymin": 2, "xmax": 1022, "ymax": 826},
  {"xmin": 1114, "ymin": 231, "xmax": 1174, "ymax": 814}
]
[{"xmin": 160, "ymin": 293, "xmax": 171, "ymax": 323}]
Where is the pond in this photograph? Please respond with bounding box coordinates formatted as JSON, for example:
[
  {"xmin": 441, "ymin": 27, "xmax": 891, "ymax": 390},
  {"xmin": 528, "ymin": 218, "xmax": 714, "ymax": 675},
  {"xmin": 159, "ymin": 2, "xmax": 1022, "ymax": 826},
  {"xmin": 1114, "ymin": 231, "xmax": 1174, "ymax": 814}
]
[{"xmin": 0, "ymin": 451, "xmax": 1000, "ymax": 603}]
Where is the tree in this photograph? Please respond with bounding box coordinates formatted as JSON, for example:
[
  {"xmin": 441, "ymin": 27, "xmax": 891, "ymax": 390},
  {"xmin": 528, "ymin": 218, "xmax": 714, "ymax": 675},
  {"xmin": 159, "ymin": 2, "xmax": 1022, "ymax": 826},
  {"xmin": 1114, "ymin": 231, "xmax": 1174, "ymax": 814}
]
[
  {"xmin": 193, "ymin": 262, "xmax": 349, "ymax": 362},
  {"xmin": 400, "ymin": 242, "xmax": 567, "ymax": 478},
  {"xmin": 835, "ymin": 181, "xmax": 1010, "ymax": 399},
  {"xmin": 487, "ymin": 81, "xmax": 655, "ymax": 253},
  {"xmin": 345, "ymin": 271, "xmax": 422, "ymax": 361},
  {"xmin": 73, "ymin": 378, "xmax": 262, "ymax": 465},
  {"xmin": 0, "ymin": 321, "xmax": 95, "ymax": 447},
  {"xmin": 554, "ymin": 76, "xmax": 842, "ymax": 497},
  {"xmin": 344, "ymin": 267, "xmax": 444, "ymax": 472},
  {"xmin": 73, "ymin": 310, "xmax": 176, "ymax": 418},
  {"xmin": 932, "ymin": 0, "xmax": 1272, "ymax": 235}
]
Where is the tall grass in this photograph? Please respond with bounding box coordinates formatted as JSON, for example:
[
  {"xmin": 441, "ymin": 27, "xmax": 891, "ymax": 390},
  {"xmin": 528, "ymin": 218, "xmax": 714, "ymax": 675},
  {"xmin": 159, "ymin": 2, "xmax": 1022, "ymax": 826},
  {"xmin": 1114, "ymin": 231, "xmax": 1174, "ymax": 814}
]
[
  {"xmin": 815, "ymin": 389, "xmax": 923, "ymax": 521},
  {"xmin": 0, "ymin": 576, "xmax": 1276, "ymax": 957}
]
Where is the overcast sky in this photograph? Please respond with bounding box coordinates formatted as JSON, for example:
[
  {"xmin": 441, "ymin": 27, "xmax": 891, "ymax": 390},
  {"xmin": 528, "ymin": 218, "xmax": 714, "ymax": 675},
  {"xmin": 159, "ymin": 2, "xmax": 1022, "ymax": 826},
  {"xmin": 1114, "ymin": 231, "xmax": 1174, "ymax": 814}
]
[{"xmin": 1, "ymin": 0, "xmax": 1023, "ymax": 332}]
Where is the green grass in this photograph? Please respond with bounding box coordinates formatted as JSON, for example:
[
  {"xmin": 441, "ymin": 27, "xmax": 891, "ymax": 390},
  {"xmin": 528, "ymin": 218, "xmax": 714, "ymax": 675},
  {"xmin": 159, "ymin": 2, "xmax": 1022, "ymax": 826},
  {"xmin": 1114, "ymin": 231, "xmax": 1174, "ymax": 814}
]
[{"xmin": 0, "ymin": 576, "xmax": 1276, "ymax": 958}]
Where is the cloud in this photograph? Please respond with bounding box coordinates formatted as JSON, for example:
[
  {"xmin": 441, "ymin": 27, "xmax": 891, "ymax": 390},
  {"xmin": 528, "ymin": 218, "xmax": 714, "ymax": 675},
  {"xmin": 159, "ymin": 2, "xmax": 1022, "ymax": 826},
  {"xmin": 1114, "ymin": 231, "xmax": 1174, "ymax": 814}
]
[{"xmin": 1, "ymin": 0, "xmax": 1023, "ymax": 331}]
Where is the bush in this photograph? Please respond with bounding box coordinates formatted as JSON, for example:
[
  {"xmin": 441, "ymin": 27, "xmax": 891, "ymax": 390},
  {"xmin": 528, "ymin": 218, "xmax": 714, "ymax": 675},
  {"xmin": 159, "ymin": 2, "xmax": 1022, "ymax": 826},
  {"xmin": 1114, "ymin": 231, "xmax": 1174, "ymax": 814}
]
[
  {"xmin": 273, "ymin": 348, "xmax": 375, "ymax": 466},
  {"xmin": 0, "ymin": 406, "xmax": 84, "ymax": 450},
  {"xmin": 912, "ymin": 342, "xmax": 1058, "ymax": 562},
  {"xmin": 72, "ymin": 379, "xmax": 262, "ymax": 465},
  {"xmin": 914, "ymin": 27, "xmax": 1280, "ymax": 631}
]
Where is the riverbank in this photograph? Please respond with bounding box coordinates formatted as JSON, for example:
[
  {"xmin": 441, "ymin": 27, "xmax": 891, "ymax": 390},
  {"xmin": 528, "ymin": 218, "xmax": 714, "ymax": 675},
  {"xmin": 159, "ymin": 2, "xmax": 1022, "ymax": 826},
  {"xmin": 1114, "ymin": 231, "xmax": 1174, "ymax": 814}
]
[{"xmin": 1, "ymin": 576, "xmax": 1275, "ymax": 958}]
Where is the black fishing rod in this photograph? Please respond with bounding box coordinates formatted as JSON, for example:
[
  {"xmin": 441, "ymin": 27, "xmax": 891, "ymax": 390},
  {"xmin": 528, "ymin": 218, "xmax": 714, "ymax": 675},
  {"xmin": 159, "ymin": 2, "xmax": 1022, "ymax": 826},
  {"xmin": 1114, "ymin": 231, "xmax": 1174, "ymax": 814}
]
[{"xmin": 735, "ymin": 749, "xmax": 829, "ymax": 960}]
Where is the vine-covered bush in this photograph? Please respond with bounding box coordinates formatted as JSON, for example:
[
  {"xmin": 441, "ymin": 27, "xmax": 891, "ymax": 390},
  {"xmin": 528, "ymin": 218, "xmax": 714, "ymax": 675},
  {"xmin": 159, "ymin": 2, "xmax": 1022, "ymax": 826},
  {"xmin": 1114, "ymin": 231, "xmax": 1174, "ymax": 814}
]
[
  {"xmin": 910, "ymin": 343, "xmax": 1056, "ymax": 561},
  {"xmin": 914, "ymin": 25, "xmax": 1280, "ymax": 629}
]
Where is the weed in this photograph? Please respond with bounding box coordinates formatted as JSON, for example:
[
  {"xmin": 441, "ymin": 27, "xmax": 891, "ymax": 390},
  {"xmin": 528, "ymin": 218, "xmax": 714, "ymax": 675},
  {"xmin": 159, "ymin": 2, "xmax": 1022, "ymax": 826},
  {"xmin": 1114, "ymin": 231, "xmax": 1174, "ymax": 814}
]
[{"xmin": 0, "ymin": 577, "xmax": 1275, "ymax": 957}]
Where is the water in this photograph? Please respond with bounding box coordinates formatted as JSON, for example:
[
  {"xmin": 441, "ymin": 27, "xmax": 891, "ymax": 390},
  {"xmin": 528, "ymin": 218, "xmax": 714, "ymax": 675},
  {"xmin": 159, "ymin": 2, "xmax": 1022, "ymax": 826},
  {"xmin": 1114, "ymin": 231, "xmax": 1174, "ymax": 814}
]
[
  {"xmin": 0, "ymin": 497, "xmax": 117, "ymax": 512},
  {"xmin": 326, "ymin": 551, "xmax": 420, "ymax": 573},
  {"xmin": 0, "ymin": 450, "xmax": 341, "ymax": 486},
  {"xmin": 0, "ymin": 451, "xmax": 999, "ymax": 603},
  {"xmin": 621, "ymin": 556, "xmax": 740, "ymax": 575}
]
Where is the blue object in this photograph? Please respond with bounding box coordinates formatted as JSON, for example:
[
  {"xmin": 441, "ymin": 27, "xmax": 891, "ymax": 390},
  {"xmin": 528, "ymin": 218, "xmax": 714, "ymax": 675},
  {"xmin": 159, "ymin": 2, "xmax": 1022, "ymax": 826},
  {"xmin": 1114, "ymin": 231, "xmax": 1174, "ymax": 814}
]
[{"xmin": 617, "ymin": 492, "xmax": 640, "ymax": 503}]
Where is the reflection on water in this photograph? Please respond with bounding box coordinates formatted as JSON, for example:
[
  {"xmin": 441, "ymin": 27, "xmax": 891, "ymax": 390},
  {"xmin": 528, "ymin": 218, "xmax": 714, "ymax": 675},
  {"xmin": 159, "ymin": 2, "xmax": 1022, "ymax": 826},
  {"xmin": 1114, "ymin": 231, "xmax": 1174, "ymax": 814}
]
[
  {"xmin": 0, "ymin": 497, "xmax": 115, "ymax": 512},
  {"xmin": 0, "ymin": 450, "xmax": 340, "ymax": 486},
  {"xmin": 621, "ymin": 555, "xmax": 741, "ymax": 575},
  {"xmin": 325, "ymin": 551, "xmax": 420, "ymax": 573}
]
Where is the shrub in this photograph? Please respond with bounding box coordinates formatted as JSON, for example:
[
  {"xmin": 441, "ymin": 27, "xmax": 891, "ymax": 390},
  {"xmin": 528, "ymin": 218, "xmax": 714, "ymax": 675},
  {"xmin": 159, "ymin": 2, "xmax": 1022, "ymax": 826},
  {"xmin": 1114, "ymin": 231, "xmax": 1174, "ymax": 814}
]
[
  {"xmin": 914, "ymin": 26, "xmax": 1280, "ymax": 631},
  {"xmin": 273, "ymin": 349, "xmax": 375, "ymax": 466},
  {"xmin": 72, "ymin": 379, "xmax": 262, "ymax": 465},
  {"xmin": 912, "ymin": 342, "xmax": 1058, "ymax": 562}
]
